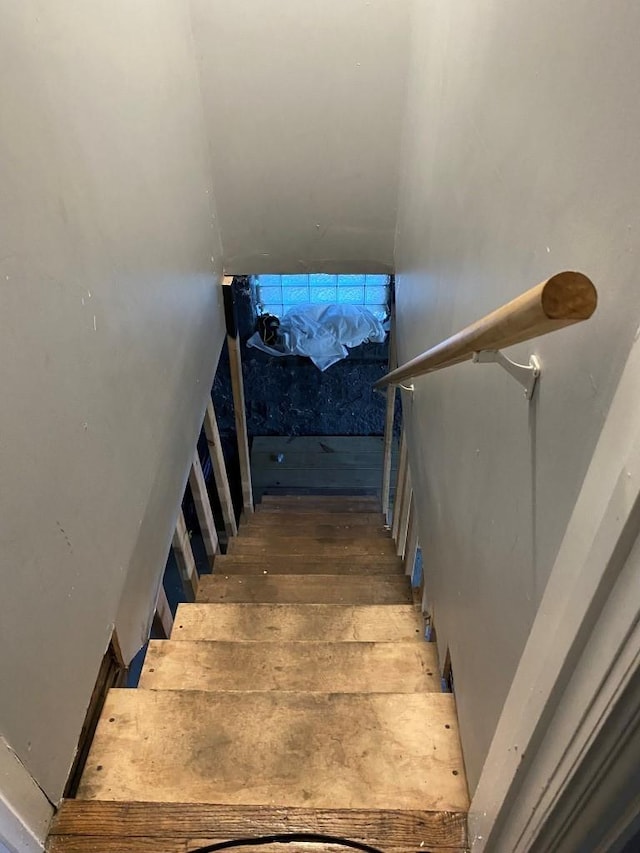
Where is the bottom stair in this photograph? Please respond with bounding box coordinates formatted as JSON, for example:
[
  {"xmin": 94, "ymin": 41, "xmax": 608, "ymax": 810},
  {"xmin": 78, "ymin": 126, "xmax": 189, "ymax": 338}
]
[{"xmin": 48, "ymin": 496, "xmax": 469, "ymax": 852}]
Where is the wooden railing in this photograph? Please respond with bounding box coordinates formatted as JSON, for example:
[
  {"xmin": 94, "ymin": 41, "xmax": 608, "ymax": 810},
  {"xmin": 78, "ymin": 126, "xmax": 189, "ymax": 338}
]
[{"xmin": 375, "ymin": 271, "xmax": 597, "ymax": 389}]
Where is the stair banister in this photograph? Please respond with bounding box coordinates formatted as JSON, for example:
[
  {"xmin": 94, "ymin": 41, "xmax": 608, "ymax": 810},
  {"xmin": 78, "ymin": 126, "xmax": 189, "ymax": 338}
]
[{"xmin": 375, "ymin": 271, "xmax": 597, "ymax": 390}]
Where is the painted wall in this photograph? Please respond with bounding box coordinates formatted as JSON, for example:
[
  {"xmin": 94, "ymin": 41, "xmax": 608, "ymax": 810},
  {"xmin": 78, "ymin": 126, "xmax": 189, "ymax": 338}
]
[
  {"xmin": 395, "ymin": 0, "xmax": 640, "ymax": 790},
  {"xmin": 189, "ymin": 0, "xmax": 411, "ymax": 274},
  {"xmin": 0, "ymin": 1, "xmax": 225, "ymax": 804}
]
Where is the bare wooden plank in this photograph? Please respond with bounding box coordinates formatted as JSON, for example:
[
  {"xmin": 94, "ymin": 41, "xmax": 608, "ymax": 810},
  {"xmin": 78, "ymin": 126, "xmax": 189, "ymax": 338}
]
[
  {"xmin": 227, "ymin": 538, "xmax": 397, "ymax": 557},
  {"xmin": 152, "ymin": 584, "xmax": 173, "ymax": 639},
  {"xmin": 197, "ymin": 574, "xmax": 413, "ymax": 605},
  {"xmin": 50, "ymin": 800, "xmax": 469, "ymax": 849},
  {"xmin": 139, "ymin": 640, "xmax": 440, "ymax": 693},
  {"xmin": 245, "ymin": 512, "xmax": 386, "ymax": 527},
  {"xmin": 381, "ymin": 385, "xmax": 397, "ymax": 522},
  {"xmin": 77, "ymin": 690, "xmax": 469, "ymax": 812},
  {"xmin": 397, "ymin": 477, "xmax": 413, "ymax": 559},
  {"xmin": 253, "ymin": 436, "xmax": 388, "ymax": 454},
  {"xmin": 223, "ymin": 277, "xmax": 253, "ymax": 515},
  {"xmin": 251, "ymin": 450, "xmax": 394, "ymax": 470},
  {"xmin": 212, "ymin": 554, "xmax": 402, "ymax": 575},
  {"xmin": 237, "ymin": 524, "xmax": 390, "ymax": 540},
  {"xmin": 404, "ymin": 499, "xmax": 420, "ymax": 580},
  {"xmin": 256, "ymin": 503, "xmax": 382, "ymax": 515},
  {"xmin": 172, "ymin": 511, "xmax": 198, "ymax": 602},
  {"xmin": 172, "ymin": 604, "xmax": 425, "ymax": 643},
  {"xmin": 48, "ymin": 838, "xmax": 466, "ymax": 853},
  {"xmin": 188, "ymin": 452, "xmax": 219, "ymax": 566},
  {"xmin": 204, "ymin": 400, "xmax": 238, "ymax": 538},
  {"xmin": 262, "ymin": 495, "xmax": 380, "ymax": 505},
  {"xmin": 391, "ymin": 431, "xmax": 408, "ymax": 542}
]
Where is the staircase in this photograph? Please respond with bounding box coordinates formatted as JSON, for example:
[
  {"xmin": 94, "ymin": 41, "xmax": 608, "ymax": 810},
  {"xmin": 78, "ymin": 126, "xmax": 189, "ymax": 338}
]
[{"xmin": 48, "ymin": 495, "xmax": 469, "ymax": 852}]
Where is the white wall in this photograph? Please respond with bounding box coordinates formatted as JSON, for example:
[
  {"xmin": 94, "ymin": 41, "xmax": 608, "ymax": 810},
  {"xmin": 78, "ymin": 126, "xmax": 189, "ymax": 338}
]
[
  {"xmin": 0, "ymin": 1, "xmax": 225, "ymax": 805},
  {"xmin": 395, "ymin": 0, "xmax": 640, "ymax": 790},
  {"xmin": 189, "ymin": 0, "xmax": 411, "ymax": 274}
]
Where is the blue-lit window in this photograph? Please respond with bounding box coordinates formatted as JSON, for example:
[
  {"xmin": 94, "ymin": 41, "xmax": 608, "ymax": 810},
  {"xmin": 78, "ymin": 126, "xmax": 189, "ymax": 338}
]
[{"xmin": 254, "ymin": 274, "xmax": 390, "ymax": 321}]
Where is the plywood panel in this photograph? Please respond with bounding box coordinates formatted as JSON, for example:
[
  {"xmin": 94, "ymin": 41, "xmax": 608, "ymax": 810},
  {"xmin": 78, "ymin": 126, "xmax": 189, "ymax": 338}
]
[
  {"xmin": 171, "ymin": 603, "xmax": 425, "ymax": 643},
  {"xmin": 139, "ymin": 640, "xmax": 440, "ymax": 692},
  {"xmin": 77, "ymin": 690, "xmax": 469, "ymax": 811}
]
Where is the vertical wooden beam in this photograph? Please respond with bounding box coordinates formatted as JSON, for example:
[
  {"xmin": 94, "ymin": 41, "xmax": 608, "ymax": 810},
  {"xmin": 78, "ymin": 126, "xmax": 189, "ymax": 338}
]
[
  {"xmin": 397, "ymin": 475, "xmax": 413, "ymax": 558},
  {"xmin": 381, "ymin": 386, "xmax": 396, "ymax": 523},
  {"xmin": 223, "ymin": 276, "xmax": 254, "ymax": 515},
  {"xmin": 204, "ymin": 399, "xmax": 238, "ymax": 538},
  {"xmin": 381, "ymin": 322, "xmax": 397, "ymax": 523},
  {"xmin": 172, "ymin": 511, "xmax": 198, "ymax": 602},
  {"xmin": 152, "ymin": 583, "xmax": 173, "ymax": 639},
  {"xmin": 404, "ymin": 499, "xmax": 419, "ymax": 579},
  {"xmin": 391, "ymin": 430, "xmax": 408, "ymax": 542},
  {"xmin": 188, "ymin": 451, "xmax": 219, "ymax": 567}
]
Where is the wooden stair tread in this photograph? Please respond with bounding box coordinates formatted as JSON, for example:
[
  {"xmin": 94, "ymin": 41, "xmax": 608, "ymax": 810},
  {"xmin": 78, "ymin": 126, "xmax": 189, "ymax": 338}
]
[
  {"xmin": 227, "ymin": 539, "xmax": 396, "ymax": 557},
  {"xmin": 197, "ymin": 574, "xmax": 413, "ymax": 605},
  {"xmin": 139, "ymin": 640, "xmax": 440, "ymax": 693},
  {"xmin": 238, "ymin": 524, "xmax": 391, "ymax": 539},
  {"xmin": 255, "ymin": 504, "xmax": 380, "ymax": 515},
  {"xmin": 212, "ymin": 555, "xmax": 403, "ymax": 575},
  {"xmin": 247, "ymin": 512, "xmax": 385, "ymax": 525},
  {"xmin": 261, "ymin": 495, "xmax": 380, "ymax": 504},
  {"xmin": 77, "ymin": 690, "xmax": 469, "ymax": 812},
  {"xmin": 49, "ymin": 800, "xmax": 468, "ymax": 851},
  {"xmin": 172, "ymin": 603, "xmax": 425, "ymax": 642}
]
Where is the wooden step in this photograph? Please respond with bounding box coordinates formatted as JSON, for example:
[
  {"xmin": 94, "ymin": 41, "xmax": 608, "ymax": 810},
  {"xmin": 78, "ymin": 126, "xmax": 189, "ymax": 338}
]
[
  {"xmin": 256, "ymin": 503, "xmax": 380, "ymax": 515},
  {"xmin": 139, "ymin": 640, "xmax": 440, "ymax": 693},
  {"xmin": 212, "ymin": 554, "xmax": 403, "ymax": 575},
  {"xmin": 77, "ymin": 690, "xmax": 469, "ymax": 812},
  {"xmin": 244, "ymin": 512, "xmax": 386, "ymax": 527},
  {"xmin": 197, "ymin": 574, "xmax": 413, "ymax": 605},
  {"xmin": 261, "ymin": 495, "xmax": 380, "ymax": 505},
  {"xmin": 49, "ymin": 800, "xmax": 469, "ymax": 852},
  {"xmin": 172, "ymin": 603, "xmax": 426, "ymax": 642},
  {"xmin": 239, "ymin": 523, "xmax": 390, "ymax": 539},
  {"xmin": 227, "ymin": 538, "xmax": 397, "ymax": 557}
]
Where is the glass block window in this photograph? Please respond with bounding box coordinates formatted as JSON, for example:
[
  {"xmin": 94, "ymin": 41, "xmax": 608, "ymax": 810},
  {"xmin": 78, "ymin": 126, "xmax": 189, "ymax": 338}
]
[{"xmin": 254, "ymin": 274, "xmax": 390, "ymax": 321}]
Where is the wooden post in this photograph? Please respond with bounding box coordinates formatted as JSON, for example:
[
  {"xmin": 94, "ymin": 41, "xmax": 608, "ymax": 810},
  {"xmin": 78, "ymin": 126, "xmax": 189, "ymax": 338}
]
[
  {"xmin": 381, "ymin": 385, "xmax": 396, "ymax": 523},
  {"xmin": 397, "ymin": 476, "xmax": 413, "ymax": 558},
  {"xmin": 381, "ymin": 323, "xmax": 397, "ymax": 522},
  {"xmin": 204, "ymin": 399, "xmax": 237, "ymax": 538},
  {"xmin": 188, "ymin": 451, "xmax": 220, "ymax": 568},
  {"xmin": 152, "ymin": 583, "xmax": 173, "ymax": 639},
  {"xmin": 391, "ymin": 431, "xmax": 408, "ymax": 542},
  {"xmin": 404, "ymin": 499, "xmax": 419, "ymax": 580},
  {"xmin": 172, "ymin": 511, "xmax": 198, "ymax": 602},
  {"xmin": 223, "ymin": 277, "xmax": 254, "ymax": 515}
]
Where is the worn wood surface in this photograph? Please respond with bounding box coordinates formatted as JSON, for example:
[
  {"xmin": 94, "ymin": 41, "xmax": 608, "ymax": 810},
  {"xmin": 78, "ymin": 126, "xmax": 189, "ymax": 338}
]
[
  {"xmin": 171, "ymin": 603, "xmax": 425, "ymax": 643},
  {"xmin": 197, "ymin": 574, "xmax": 413, "ymax": 605},
  {"xmin": 212, "ymin": 554, "xmax": 402, "ymax": 575},
  {"xmin": 139, "ymin": 640, "xmax": 440, "ymax": 693},
  {"xmin": 152, "ymin": 584, "xmax": 173, "ymax": 639},
  {"xmin": 188, "ymin": 452, "xmax": 219, "ymax": 565},
  {"xmin": 247, "ymin": 512, "xmax": 386, "ymax": 526},
  {"xmin": 50, "ymin": 801, "xmax": 469, "ymax": 849},
  {"xmin": 204, "ymin": 400, "xmax": 238, "ymax": 538},
  {"xmin": 49, "ymin": 839, "xmax": 467, "ymax": 853},
  {"xmin": 77, "ymin": 690, "xmax": 469, "ymax": 811},
  {"xmin": 255, "ymin": 503, "xmax": 382, "ymax": 515},
  {"xmin": 237, "ymin": 524, "xmax": 391, "ymax": 540},
  {"xmin": 262, "ymin": 495, "xmax": 380, "ymax": 506},
  {"xmin": 392, "ymin": 432, "xmax": 408, "ymax": 542},
  {"xmin": 172, "ymin": 511, "xmax": 198, "ymax": 601},
  {"xmin": 227, "ymin": 538, "xmax": 397, "ymax": 557}
]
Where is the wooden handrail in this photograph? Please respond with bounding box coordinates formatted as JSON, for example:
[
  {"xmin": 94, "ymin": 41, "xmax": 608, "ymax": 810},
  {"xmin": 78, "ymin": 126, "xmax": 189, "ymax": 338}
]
[{"xmin": 375, "ymin": 271, "xmax": 597, "ymax": 389}]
